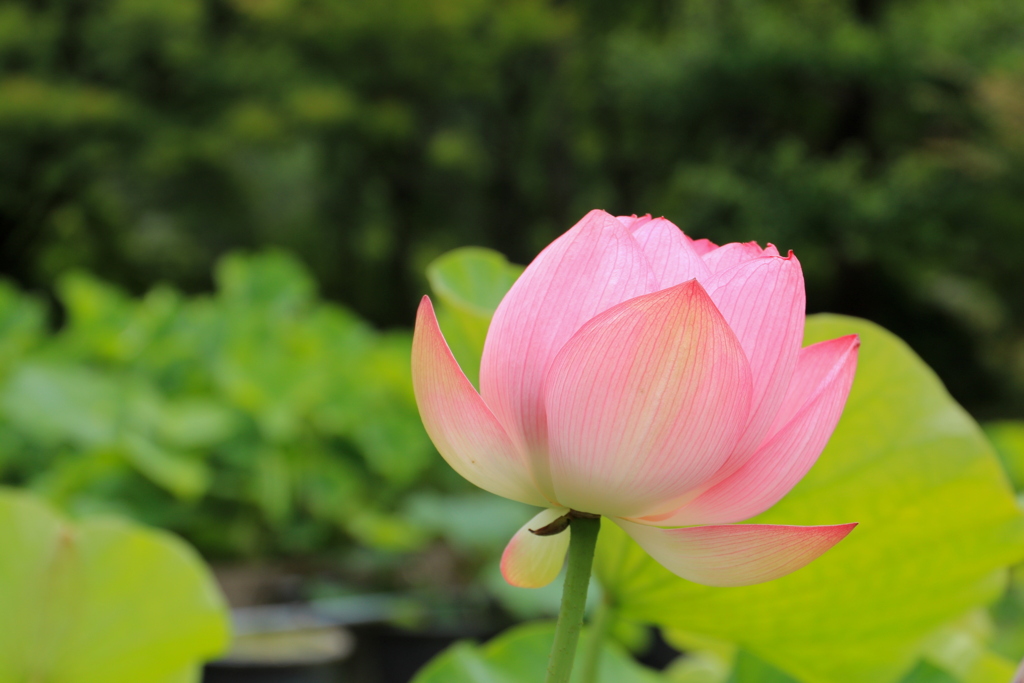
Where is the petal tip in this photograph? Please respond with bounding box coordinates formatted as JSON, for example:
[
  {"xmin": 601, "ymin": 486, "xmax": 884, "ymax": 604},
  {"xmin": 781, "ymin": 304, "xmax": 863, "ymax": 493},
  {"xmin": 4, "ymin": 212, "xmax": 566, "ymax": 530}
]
[{"xmin": 416, "ymin": 294, "xmax": 436, "ymax": 320}]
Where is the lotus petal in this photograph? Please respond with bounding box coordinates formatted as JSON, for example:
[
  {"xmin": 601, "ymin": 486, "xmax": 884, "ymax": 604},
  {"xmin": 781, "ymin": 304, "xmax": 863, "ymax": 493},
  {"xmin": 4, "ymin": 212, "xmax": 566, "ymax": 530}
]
[
  {"xmin": 412, "ymin": 297, "xmax": 548, "ymax": 507},
  {"xmin": 642, "ymin": 335, "xmax": 859, "ymax": 526},
  {"xmin": 700, "ymin": 254, "xmax": 806, "ymax": 469},
  {"xmin": 500, "ymin": 507, "xmax": 571, "ymax": 588},
  {"xmin": 703, "ymin": 241, "xmax": 780, "ymax": 273},
  {"xmin": 480, "ymin": 210, "xmax": 657, "ymax": 495},
  {"xmin": 617, "ymin": 520, "xmax": 857, "ymax": 587},
  {"xmin": 629, "ymin": 217, "xmax": 712, "ymax": 288},
  {"xmin": 545, "ymin": 281, "xmax": 752, "ymax": 518}
]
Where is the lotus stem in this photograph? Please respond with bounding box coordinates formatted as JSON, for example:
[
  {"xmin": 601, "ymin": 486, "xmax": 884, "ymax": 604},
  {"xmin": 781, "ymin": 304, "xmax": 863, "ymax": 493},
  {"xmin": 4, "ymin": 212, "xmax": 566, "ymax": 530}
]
[{"xmin": 544, "ymin": 514, "xmax": 601, "ymax": 683}]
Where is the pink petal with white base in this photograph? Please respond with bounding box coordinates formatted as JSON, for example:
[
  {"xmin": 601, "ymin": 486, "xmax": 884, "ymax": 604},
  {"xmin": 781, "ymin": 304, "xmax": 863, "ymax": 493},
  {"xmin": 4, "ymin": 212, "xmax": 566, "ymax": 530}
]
[
  {"xmin": 545, "ymin": 281, "xmax": 752, "ymax": 518},
  {"xmin": 617, "ymin": 520, "xmax": 857, "ymax": 587},
  {"xmin": 642, "ymin": 335, "xmax": 860, "ymax": 526},
  {"xmin": 629, "ymin": 217, "xmax": 712, "ymax": 288},
  {"xmin": 412, "ymin": 297, "xmax": 548, "ymax": 507},
  {"xmin": 699, "ymin": 254, "xmax": 806, "ymax": 471},
  {"xmin": 500, "ymin": 507, "xmax": 571, "ymax": 588},
  {"xmin": 480, "ymin": 210, "xmax": 657, "ymax": 495}
]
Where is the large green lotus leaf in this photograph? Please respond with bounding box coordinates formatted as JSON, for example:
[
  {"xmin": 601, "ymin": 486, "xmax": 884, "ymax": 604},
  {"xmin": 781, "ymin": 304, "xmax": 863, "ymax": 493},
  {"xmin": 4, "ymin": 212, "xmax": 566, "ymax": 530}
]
[
  {"xmin": 0, "ymin": 489, "xmax": 229, "ymax": 682},
  {"xmin": 426, "ymin": 247, "xmax": 523, "ymax": 387},
  {"xmin": 595, "ymin": 315, "xmax": 1024, "ymax": 683},
  {"xmin": 411, "ymin": 620, "xmax": 663, "ymax": 683}
]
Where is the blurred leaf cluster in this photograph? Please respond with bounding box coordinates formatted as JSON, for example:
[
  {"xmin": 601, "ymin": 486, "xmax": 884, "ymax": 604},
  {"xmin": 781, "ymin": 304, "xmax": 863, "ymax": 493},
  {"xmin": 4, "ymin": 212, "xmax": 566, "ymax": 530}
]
[
  {"xmin": 3, "ymin": 0, "xmax": 1024, "ymax": 417},
  {"xmin": 0, "ymin": 250, "xmax": 456, "ymax": 561}
]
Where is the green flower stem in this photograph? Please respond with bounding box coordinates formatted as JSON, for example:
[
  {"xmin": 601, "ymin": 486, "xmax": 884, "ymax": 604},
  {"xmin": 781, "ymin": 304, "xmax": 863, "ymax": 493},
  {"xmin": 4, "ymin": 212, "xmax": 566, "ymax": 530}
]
[
  {"xmin": 545, "ymin": 514, "xmax": 601, "ymax": 683},
  {"xmin": 577, "ymin": 598, "xmax": 614, "ymax": 683}
]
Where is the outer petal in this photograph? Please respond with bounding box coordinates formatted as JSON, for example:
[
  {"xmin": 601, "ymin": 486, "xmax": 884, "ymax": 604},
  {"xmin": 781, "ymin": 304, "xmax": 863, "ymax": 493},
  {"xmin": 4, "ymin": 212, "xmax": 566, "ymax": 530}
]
[
  {"xmin": 629, "ymin": 217, "xmax": 712, "ymax": 288},
  {"xmin": 480, "ymin": 210, "xmax": 658, "ymax": 494},
  {"xmin": 641, "ymin": 335, "xmax": 860, "ymax": 526},
  {"xmin": 768, "ymin": 334, "xmax": 860, "ymax": 436},
  {"xmin": 500, "ymin": 507, "xmax": 571, "ymax": 588},
  {"xmin": 545, "ymin": 281, "xmax": 752, "ymax": 518},
  {"xmin": 412, "ymin": 297, "xmax": 549, "ymax": 507},
  {"xmin": 616, "ymin": 519, "xmax": 857, "ymax": 587},
  {"xmin": 700, "ymin": 254, "xmax": 806, "ymax": 470},
  {"xmin": 703, "ymin": 241, "xmax": 780, "ymax": 273}
]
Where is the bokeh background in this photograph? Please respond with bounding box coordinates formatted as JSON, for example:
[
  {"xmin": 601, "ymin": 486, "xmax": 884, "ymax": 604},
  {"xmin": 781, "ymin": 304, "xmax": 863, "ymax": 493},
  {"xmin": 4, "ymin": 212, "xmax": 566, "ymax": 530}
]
[
  {"xmin": 4, "ymin": 0, "xmax": 1024, "ymax": 681},
  {"xmin": 6, "ymin": 0, "xmax": 1024, "ymax": 416}
]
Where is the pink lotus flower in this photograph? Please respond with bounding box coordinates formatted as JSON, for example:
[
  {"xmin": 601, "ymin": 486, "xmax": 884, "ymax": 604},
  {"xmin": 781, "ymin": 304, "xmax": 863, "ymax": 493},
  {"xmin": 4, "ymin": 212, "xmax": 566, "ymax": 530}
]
[{"xmin": 412, "ymin": 210, "xmax": 859, "ymax": 588}]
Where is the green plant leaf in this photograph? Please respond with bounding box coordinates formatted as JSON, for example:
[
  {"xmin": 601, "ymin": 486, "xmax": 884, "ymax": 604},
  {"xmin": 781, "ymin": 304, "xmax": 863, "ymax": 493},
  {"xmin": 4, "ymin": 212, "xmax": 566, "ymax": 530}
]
[
  {"xmin": 122, "ymin": 433, "xmax": 210, "ymax": 500},
  {"xmin": 984, "ymin": 421, "xmax": 1024, "ymax": 493},
  {"xmin": 0, "ymin": 489, "xmax": 229, "ymax": 682},
  {"xmin": 595, "ymin": 315, "xmax": 1024, "ymax": 683},
  {"xmin": 1, "ymin": 363, "xmax": 120, "ymax": 448},
  {"xmin": 426, "ymin": 247, "xmax": 523, "ymax": 387},
  {"xmin": 411, "ymin": 620, "xmax": 664, "ymax": 683}
]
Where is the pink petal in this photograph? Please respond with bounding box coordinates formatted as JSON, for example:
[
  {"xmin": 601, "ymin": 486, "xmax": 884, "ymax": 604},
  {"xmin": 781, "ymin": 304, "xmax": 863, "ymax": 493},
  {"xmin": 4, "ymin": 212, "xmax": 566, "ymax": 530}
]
[
  {"xmin": 702, "ymin": 241, "xmax": 779, "ymax": 273},
  {"xmin": 479, "ymin": 210, "xmax": 658, "ymax": 495},
  {"xmin": 699, "ymin": 254, "xmax": 806, "ymax": 472},
  {"xmin": 412, "ymin": 297, "xmax": 549, "ymax": 507},
  {"xmin": 768, "ymin": 334, "xmax": 860, "ymax": 436},
  {"xmin": 629, "ymin": 217, "xmax": 712, "ymax": 288},
  {"xmin": 616, "ymin": 214, "xmax": 653, "ymax": 230},
  {"xmin": 616, "ymin": 520, "xmax": 857, "ymax": 587},
  {"xmin": 641, "ymin": 335, "xmax": 860, "ymax": 526},
  {"xmin": 544, "ymin": 281, "xmax": 752, "ymax": 518},
  {"xmin": 500, "ymin": 507, "xmax": 571, "ymax": 588},
  {"xmin": 687, "ymin": 236, "xmax": 719, "ymax": 256}
]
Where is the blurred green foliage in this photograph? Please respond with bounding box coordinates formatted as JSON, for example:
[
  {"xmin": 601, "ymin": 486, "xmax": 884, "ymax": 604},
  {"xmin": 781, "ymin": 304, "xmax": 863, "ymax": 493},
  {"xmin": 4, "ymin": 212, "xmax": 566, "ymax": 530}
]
[
  {"xmin": 3, "ymin": 0, "xmax": 1024, "ymax": 417},
  {"xmin": 0, "ymin": 250, "xmax": 460, "ymax": 561}
]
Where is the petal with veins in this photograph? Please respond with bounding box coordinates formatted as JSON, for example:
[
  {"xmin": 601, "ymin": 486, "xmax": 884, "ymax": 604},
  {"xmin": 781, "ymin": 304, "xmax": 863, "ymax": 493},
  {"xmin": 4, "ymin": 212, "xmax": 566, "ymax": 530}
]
[
  {"xmin": 703, "ymin": 241, "xmax": 778, "ymax": 273},
  {"xmin": 545, "ymin": 281, "xmax": 752, "ymax": 518},
  {"xmin": 412, "ymin": 297, "xmax": 549, "ymax": 507},
  {"xmin": 629, "ymin": 217, "xmax": 712, "ymax": 288},
  {"xmin": 699, "ymin": 254, "xmax": 806, "ymax": 471},
  {"xmin": 480, "ymin": 210, "xmax": 657, "ymax": 495},
  {"xmin": 501, "ymin": 507, "xmax": 571, "ymax": 588},
  {"xmin": 617, "ymin": 520, "xmax": 857, "ymax": 587},
  {"xmin": 641, "ymin": 335, "xmax": 860, "ymax": 526}
]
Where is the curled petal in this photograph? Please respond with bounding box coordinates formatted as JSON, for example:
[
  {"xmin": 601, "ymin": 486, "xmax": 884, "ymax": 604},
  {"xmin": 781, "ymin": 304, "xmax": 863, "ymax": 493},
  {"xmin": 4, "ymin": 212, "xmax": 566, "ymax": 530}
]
[
  {"xmin": 617, "ymin": 520, "xmax": 857, "ymax": 587},
  {"xmin": 700, "ymin": 254, "xmax": 806, "ymax": 470},
  {"xmin": 480, "ymin": 210, "xmax": 657, "ymax": 493},
  {"xmin": 629, "ymin": 217, "xmax": 712, "ymax": 288},
  {"xmin": 545, "ymin": 281, "xmax": 752, "ymax": 518},
  {"xmin": 642, "ymin": 335, "xmax": 860, "ymax": 526},
  {"xmin": 412, "ymin": 297, "xmax": 548, "ymax": 507},
  {"xmin": 500, "ymin": 507, "xmax": 571, "ymax": 588}
]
